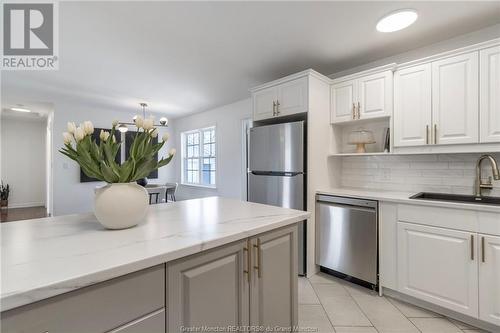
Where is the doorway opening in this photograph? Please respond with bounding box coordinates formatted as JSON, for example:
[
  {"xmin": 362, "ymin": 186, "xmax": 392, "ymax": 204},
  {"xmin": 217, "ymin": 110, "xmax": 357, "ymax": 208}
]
[{"xmin": 1, "ymin": 103, "xmax": 54, "ymax": 222}]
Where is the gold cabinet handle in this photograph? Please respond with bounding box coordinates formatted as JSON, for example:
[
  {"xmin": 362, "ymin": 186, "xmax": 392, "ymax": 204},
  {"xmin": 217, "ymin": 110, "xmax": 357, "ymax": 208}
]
[
  {"xmin": 357, "ymin": 102, "xmax": 361, "ymax": 119},
  {"xmin": 253, "ymin": 239, "xmax": 261, "ymax": 278},
  {"xmin": 471, "ymin": 235, "xmax": 474, "ymax": 261},
  {"xmin": 434, "ymin": 124, "xmax": 438, "ymax": 144},
  {"xmin": 276, "ymin": 100, "xmax": 280, "ymax": 115},
  {"xmin": 481, "ymin": 236, "xmax": 485, "ymax": 263},
  {"xmin": 272, "ymin": 101, "xmax": 276, "ymax": 116},
  {"xmin": 426, "ymin": 125, "xmax": 430, "ymax": 145},
  {"xmin": 243, "ymin": 240, "xmax": 251, "ymax": 282},
  {"xmin": 352, "ymin": 103, "xmax": 356, "ymax": 120}
]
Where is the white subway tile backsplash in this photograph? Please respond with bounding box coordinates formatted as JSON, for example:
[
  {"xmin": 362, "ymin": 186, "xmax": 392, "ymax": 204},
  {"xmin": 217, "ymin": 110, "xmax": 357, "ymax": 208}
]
[
  {"xmin": 340, "ymin": 153, "xmax": 500, "ymax": 196},
  {"xmin": 379, "ymin": 162, "xmax": 410, "ymax": 169},
  {"xmin": 421, "ymin": 170, "xmax": 463, "ymax": 177},
  {"xmin": 449, "ymin": 162, "xmax": 476, "ymax": 170},
  {"xmin": 410, "ymin": 162, "xmax": 449, "ymax": 169}
]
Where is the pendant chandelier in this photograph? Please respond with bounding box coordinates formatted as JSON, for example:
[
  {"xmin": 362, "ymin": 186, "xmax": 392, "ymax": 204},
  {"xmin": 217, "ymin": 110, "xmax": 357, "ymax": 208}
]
[{"xmin": 117, "ymin": 103, "xmax": 168, "ymax": 133}]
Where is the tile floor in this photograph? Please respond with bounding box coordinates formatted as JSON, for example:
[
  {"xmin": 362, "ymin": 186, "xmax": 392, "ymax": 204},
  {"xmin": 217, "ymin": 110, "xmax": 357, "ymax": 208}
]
[{"xmin": 299, "ymin": 272, "xmax": 488, "ymax": 333}]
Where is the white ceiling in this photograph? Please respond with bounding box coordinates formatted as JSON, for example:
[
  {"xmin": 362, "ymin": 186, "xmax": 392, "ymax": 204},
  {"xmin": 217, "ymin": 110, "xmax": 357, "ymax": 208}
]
[
  {"xmin": 3, "ymin": 1, "xmax": 500, "ymax": 118},
  {"xmin": 1, "ymin": 101, "xmax": 53, "ymax": 121}
]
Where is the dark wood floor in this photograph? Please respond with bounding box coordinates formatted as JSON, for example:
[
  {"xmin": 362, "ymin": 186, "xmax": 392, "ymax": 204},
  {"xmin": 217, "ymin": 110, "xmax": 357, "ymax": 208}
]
[{"xmin": 0, "ymin": 206, "xmax": 48, "ymax": 222}]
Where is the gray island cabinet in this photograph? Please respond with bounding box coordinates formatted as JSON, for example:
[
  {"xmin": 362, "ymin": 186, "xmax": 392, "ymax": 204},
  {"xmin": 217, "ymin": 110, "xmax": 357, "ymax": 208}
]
[
  {"xmin": 1, "ymin": 197, "xmax": 307, "ymax": 333},
  {"xmin": 168, "ymin": 225, "xmax": 298, "ymax": 331}
]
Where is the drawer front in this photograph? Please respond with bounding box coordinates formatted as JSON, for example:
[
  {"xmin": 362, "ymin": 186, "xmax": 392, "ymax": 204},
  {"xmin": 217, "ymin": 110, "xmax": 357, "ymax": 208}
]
[
  {"xmin": 478, "ymin": 211, "xmax": 500, "ymax": 236},
  {"xmin": 397, "ymin": 204, "xmax": 478, "ymax": 232},
  {"xmin": 1, "ymin": 265, "xmax": 165, "ymax": 333},
  {"xmin": 108, "ymin": 309, "xmax": 165, "ymax": 333}
]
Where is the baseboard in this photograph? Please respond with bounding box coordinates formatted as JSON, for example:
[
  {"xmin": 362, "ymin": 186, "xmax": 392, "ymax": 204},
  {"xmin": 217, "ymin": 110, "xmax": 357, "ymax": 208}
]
[
  {"xmin": 7, "ymin": 202, "xmax": 46, "ymax": 209},
  {"xmin": 381, "ymin": 287, "xmax": 499, "ymax": 333}
]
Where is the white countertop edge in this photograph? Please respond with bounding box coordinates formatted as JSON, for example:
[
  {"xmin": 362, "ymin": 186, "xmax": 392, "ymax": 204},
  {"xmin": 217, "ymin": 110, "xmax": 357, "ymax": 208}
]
[
  {"xmin": 316, "ymin": 188, "xmax": 500, "ymax": 213},
  {"xmin": 1, "ymin": 210, "xmax": 309, "ymax": 312}
]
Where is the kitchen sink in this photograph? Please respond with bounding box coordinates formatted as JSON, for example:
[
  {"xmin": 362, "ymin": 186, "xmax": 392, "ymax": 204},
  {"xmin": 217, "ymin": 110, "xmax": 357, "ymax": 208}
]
[{"xmin": 410, "ymin": 192, "xmax": 500, "ymax": 206}]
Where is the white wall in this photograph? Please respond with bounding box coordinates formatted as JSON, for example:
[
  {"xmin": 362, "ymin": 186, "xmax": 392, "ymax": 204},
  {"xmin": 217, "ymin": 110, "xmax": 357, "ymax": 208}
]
[
  {"xmin": 50, "ymin": 100, "xmax": 177, "ymax": 215},
  {"xmin": 1, "ymin": 117, "xmax": 47, "ymax": 208},
  {"xmin": 2, "ymin": 87, "xmax": 178, "ymax": 215},
  {"xmin": 172, "ymin": 98, "xmax": 251, "ymax": 201}
]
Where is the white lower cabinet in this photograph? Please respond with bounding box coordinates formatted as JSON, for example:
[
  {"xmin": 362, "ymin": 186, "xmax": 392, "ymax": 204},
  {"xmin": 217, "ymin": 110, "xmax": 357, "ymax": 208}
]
[
  {"xmin": 397, "ymin": 222, "xmax": 478, "ymax": 317},
  {"xmin": 167, "ymin": 225, "xmax": 298, "ymax": 332},
  {"xmin": 479, "ymin": 234, "xmax": 500, "ymax": 326}
]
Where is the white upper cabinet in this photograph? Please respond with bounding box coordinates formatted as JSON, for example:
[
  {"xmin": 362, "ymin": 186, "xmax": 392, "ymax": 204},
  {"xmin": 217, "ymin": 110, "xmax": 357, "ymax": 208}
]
[
  {"xmin": 252, "ymin": 74, "xmax": 313, "ymax": 121},
  {"xmin": 479, "ymin": 234, "xmax": 500, "ymax": 326},
  {"xmin": 330, "ymin": 70, "xmax": 393, "ymax": 124},
  {"xmin": 330, "ymin": 80, "xmax": 357, "ymax": 123},
  {"xmin": 276, "ymin": 77, "xmax": 309, "ymax": 117},
  {"xmin": 253, "ymin": 87, "xmax": 278, "ymax": 121},
  {"xmin": 480, "ymin": 46, "xmax": 500, "ymax": 143},
  {"xmin": 394, "ymin": 64, "xmax": 432, "ymax": 147},
  {"xmin": 397, "ymin": 222, "xmax": 478, "ymax": 318},
  {"xmin": 432, "ymin": 52, "xmax": 479, "ymax": 145},
  {"xmin": 358, "ymin": 70, "xmax": 393, "ymax": 119}
]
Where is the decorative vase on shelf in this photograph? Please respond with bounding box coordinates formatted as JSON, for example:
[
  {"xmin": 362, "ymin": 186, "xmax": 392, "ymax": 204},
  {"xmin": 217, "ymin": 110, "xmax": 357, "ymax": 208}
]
[
  {"xmin": 94, "ymin": 183, "xmax": 148, "ymax": 229},
  {"xmin": 59, "ymin": 118, "xmax": 176, "ymax": 230}
]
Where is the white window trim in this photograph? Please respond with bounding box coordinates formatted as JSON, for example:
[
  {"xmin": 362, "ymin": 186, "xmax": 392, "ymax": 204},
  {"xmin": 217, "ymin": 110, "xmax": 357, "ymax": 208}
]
[{"xmin": 180, "ymin": 126, "xmax": 217, "ymax": 189}]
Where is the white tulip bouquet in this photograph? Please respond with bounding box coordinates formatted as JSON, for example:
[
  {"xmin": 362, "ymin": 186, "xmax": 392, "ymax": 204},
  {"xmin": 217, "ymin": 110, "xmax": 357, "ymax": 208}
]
[{"xmin": 60, "ymin": 117, "xmax": 175, "ymax": 183}]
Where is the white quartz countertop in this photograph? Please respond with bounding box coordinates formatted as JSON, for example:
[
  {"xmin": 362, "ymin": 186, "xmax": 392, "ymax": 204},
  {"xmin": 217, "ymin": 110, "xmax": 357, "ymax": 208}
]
[
  {"xmin": 0, "ymin": 197, "xmax": 309, "ymax": 312},
  {"xmin": 317, "ymin": 187, "xmax": 500, "ymax": 213}
]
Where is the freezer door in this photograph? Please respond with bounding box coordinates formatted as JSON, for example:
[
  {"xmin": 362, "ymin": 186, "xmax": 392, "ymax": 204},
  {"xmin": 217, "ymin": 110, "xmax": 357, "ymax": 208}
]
[
  {"xmin": 248, "ymin": 173, "xmax": 303, "ymax": 210},
  {"xmin": 317, "ymin": 201, "xmax": 377, "ymax": 285},
  {"xmin": 249, "ymin": 121, "xmax": 304, "ymax": 173}
]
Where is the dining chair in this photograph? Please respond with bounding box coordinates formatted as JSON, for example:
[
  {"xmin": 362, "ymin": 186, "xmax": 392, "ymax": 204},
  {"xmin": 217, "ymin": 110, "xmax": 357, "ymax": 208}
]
[{"xmin": 165, "ymin": 183, "xmax": 178, "ymax": 202}]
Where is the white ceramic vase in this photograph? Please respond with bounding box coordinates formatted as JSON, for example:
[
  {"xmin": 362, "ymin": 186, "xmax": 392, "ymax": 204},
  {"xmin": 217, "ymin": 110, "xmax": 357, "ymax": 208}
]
[{"xmin": 94, "ymin": 182, "xmax": 148, "ymax": 229}]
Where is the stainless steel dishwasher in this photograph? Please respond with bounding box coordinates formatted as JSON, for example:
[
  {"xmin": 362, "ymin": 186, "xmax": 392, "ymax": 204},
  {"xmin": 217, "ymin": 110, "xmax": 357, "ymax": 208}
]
[{"xmin": 316, "ymin": 194, "xmax": 378, "ymax": 289}]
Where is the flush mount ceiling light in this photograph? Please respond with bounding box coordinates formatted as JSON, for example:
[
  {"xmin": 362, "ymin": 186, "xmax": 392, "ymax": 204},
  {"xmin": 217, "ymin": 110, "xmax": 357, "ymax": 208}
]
[
  {"xmin": 376, "ymin": 9, "xmax": 418, "ymax": 32},
  {"xmin": 11, "ymin": 107, "xmax": 31, "ymax": 112}
]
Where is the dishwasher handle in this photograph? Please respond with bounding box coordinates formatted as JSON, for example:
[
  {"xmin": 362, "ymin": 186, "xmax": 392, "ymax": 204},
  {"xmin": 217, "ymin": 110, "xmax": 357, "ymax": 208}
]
[
  {"xmin": 316, "ymin": 194, "xmax": 377, "ymax": 210},
  {"xmin": 317, "ymin": 201, "xmax": 376, "ymax": 214}
]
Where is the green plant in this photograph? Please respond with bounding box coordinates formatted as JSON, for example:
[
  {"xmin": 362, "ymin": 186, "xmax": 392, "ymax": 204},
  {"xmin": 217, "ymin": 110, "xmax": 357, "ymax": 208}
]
[
  {"xmin": 0, "ymin": 181, "xmax": 10, "ymax": 201},
  {"xmin": 59, "ymin": 119, "xmax": 175, "ymax": 183}
]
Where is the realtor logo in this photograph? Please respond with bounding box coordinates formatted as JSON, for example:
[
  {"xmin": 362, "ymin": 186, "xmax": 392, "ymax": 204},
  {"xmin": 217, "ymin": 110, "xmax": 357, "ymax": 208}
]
[{"xmin": 1, "ymin": 1, "xmax": 59, "ymax": 70}]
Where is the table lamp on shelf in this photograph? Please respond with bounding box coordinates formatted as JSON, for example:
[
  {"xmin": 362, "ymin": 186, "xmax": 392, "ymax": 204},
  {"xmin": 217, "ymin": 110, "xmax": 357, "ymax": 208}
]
[{"xmin": 348, "ymin": 129, "xmax": 376, "ymax": 153}]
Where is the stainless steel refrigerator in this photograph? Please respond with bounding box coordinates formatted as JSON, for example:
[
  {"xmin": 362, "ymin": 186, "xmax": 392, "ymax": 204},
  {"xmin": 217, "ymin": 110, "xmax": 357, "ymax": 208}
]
[{"xmin": 248, "ymin": 121, "xmax": 306, "ymax": 275}]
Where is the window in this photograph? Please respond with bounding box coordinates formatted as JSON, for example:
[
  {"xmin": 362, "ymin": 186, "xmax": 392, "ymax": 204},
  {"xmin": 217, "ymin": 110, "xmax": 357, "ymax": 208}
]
[{"xmin": 182, "ymin": 126, "xmax": 216, "ymax": 187}]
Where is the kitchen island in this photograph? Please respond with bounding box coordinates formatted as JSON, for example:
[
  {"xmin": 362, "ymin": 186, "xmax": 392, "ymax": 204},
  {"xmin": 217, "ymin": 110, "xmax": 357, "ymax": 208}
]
[{"xmin": 1, "ymin": 197, "xmax": 309, "ymax": 333}]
